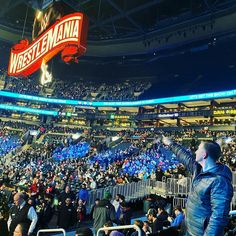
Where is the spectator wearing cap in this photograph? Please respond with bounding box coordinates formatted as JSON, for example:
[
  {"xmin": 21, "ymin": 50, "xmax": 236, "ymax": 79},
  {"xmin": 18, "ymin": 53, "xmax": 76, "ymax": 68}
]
[
  {"xmin": 93, "ymin": 192, "xmax": 116, "ymax": 236},
  {"xmin": 146, "ymin": 208, "xmax": 163, "ymax": 233},
  {"xmin": 168, "ymin": 206, "xmax": 184, "ymax": 228}
]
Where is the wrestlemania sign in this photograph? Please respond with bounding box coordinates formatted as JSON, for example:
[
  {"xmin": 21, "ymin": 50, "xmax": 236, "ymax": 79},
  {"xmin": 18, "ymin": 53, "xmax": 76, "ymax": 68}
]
[{"xmin": 8, "ymin": 12, "xmax": 88, "ymax": 77}]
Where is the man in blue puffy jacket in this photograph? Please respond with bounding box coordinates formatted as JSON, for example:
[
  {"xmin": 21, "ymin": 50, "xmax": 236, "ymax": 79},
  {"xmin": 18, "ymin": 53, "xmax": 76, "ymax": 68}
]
[{"xmin": 162, "ymin": 137, "xmax": 233, "ymax": 236}]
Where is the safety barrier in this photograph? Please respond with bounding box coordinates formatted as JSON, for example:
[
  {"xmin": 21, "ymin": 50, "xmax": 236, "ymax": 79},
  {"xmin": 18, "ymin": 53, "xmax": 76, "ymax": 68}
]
[
  {"xmin": 166, "ymin": 177, "xmax": 191, "ymax": 195},
  {"xmin": 87, "ymin": 177, "xmax": 193, "ymax": 213},
  {"xmin": 173, "ymin": 197, "xmax": 187, "ymax": 209},
  {"xmin": 232, "ymin": 172, "xmax": 236, "ymax": 191},
  {"xmin": 149, "ymin": 180, "xmax": 167, "ymax": 195},
  {"xmin": 231, "ymin": 192, "xmax": 236, "ymax": 210},
  {"xmin": 97, "ymin": 224, "xmax": 141, "ymax": 236},
  {"xmin": 87, "ymin": 179, "xmax": 152, "ymax": 212}
]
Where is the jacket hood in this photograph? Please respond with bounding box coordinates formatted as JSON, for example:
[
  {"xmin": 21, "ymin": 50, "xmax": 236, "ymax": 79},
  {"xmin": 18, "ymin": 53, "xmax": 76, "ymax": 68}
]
[{"xmin": 206, "ymin": 163, "xmax": 232, "ymax": 182}]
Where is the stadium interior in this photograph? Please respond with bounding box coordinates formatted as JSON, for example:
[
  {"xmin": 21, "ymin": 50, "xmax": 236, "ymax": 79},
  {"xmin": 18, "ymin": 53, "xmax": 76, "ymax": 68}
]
[{"xmin": 0, "ymin": 0, "xmax": 236, "ymax": 236}]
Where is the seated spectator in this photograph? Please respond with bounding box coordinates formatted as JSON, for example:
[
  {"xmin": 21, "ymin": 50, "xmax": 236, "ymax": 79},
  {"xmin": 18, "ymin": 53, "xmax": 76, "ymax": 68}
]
[
  {"xmin": 146, "ymin": 208, "xmax": 163, "ymax": 233},
  {"xmin": 142, "ymin": 221, "xmax": 152, "ymax": 235},
  {"xmin": 75, "ymin": 227, "xmax": 93, "ymax": 236},
  {"xmin": 156, "ymin": 206, "xmax": 169, "ymax": 224},
  {"xmin": 104, "ymin": 221, "xmax": 124, "ymax": 236},
  {"xmin": 131, "ymin": 220, "xmax": 146, "ymax": 236},
  {"xmin": 168, "ymin": 206, "xmax": 184, "ymax": 228}
]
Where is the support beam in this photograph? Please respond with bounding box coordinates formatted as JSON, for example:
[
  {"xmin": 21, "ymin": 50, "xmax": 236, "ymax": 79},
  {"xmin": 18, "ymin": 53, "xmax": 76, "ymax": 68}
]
[
  {"xmin": 90, "ymin": 0, "xmax": 162, "ymax": 30},
  {"xmin": 0, "ymin": 0, "xmax": 25, "ymax": 17},
  {"xmin": 106, "ymin": 0, "xmax": 143, "ymax": 32}
]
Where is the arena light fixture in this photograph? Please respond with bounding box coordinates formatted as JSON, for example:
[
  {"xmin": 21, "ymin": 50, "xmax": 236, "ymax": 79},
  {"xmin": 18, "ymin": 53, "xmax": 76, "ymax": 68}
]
[
  {"xmin": 40, "ymin": 61, "xmax": 52, "ymax": 85},
  {"xmin": 0, "ymin": 89, "xmax": 236, "ymax": 107},
  {"xmin": 0, "ymin": 104, "xmax": 58, "ymax": 116}
]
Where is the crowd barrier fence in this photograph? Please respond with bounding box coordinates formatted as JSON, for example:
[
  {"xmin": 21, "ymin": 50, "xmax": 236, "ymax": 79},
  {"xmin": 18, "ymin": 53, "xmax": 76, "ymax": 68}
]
[
  {"xmin": 232, "ymin": 171, "xmax": 236, "ymax": 191},
  {"xmin": 87, "ymin": 179, "xmax": 152, "ymax": 212},
  {"xmin": 173, "ymin": 197, "xmax": 187, "ymax": 209},
  {"xmin": 86, "ymin": 172, "xmax": 236, "ymax": 213}
]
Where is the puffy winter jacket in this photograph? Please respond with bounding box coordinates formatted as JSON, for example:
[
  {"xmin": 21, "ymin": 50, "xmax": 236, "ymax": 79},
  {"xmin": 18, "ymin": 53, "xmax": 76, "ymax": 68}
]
[{"xmin": 170, "ymin": 143, "xmax": 233, "ymax": 236}]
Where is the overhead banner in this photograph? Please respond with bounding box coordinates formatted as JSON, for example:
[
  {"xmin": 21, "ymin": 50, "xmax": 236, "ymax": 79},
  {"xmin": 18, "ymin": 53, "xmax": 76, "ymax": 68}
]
[{"xmin": 8, "ymin": 12, "xmax": 88, "ymax": 77}]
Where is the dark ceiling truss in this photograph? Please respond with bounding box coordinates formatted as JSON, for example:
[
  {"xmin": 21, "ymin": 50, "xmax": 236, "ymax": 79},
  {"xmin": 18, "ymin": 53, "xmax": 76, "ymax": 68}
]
[
  {"xmin": 105, "ymin": 0, "xmax": 144, "ymax": 33},
  {"xmin": 0, "ymin": 0, "xmax": 235, "ymax": 41},
  {"xmin": 89, "ymin": 0, "xmax": 163, "ymax": 31},
  {"xmin": 0, "ymin": 0, "xmax": 25, "ymax": 17}
]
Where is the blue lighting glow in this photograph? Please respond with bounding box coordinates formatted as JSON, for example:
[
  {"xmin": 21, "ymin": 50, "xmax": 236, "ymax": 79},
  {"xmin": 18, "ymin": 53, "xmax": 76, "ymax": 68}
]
[
  {"xmin": 0, "ymin": 89, "xmax": 236, "ymax": 107},
  {"xmin": 0, "ymin": 104, "xmax": 58, "ymax": 116}
]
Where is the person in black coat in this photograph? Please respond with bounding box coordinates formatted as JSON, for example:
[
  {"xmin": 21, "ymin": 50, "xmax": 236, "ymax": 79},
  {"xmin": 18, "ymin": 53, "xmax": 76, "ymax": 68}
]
[
  {"xmin": 58, "ymin": 186, "xmax": 75, "ymax": 205},
  {"xmin": 57, "ymin": 197, "xmax": 76, "ymax": 230},
  {"xmin": 38, "ymin": 196, "xmax": 54, "ymax": 229},
  {"xmin": 156, "ymin": 206, "xmax": 169, "ymax": 226}
]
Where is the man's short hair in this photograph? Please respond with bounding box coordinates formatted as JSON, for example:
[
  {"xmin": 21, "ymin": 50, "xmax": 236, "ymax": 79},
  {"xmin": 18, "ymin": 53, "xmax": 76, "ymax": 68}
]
[
  {"xmin": 104, "ymin": 221, "xmax": 113, "ymax": 227},
  {"xmin": 134, "ymin": 220, "xmax": 144, "ymax": 229},
  {"xmin": 202, "ymin": 141, "xmax": 221, "ymax": 161},
  {"xmin": 174, "ymin": 206, "xmax": 183, "ymax": 213},
  {"xmin": 75, "ymin": 227, "xmax": 93, "ymax": 236},
  {"xmin": 146, "ymin": 208, "xmax": 157, "ymax": 217}
]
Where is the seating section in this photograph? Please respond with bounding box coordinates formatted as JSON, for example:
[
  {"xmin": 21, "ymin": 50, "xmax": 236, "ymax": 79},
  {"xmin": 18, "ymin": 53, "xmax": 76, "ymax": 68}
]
[{"xmin": 0, "ymin": 131, "xmax": 22, "ymax": 156}]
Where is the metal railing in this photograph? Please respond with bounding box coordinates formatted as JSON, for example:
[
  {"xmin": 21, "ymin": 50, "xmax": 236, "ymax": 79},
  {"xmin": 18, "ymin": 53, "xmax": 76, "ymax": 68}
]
[
  {"xmin": 85, "ymin": 172, "xmax": 236, "ymax": 213},
  {"xmin": 232, "ymin": 171, "xmax": 236, "ymax": 191},
  {"xmin": 37, "ymin": 228, "xmax": 66, "ymax": 236},
  {"xmin": 87, "ymin": 179, "xmax": 152, "ymax": 212},
  {"xmin": 173, "ymin": 197, "xmax": 187, "ymax": 209},
  {"xmin": 231, "ymin": 192, "xmax": 236, "ymax": 210},
  {"xmin": 97, "ymin": 225, "xmax": 141, "ymax": 236},
  {"xmin": 166, "ymin": 177, "xmax": 191, "ymax": 195}
]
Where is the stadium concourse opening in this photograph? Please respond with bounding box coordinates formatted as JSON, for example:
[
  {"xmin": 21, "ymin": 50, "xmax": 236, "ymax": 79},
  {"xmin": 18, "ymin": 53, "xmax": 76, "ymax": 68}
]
[{"xmin": 1, "ymin": 0, "xmax": 236, "ymax": 236}]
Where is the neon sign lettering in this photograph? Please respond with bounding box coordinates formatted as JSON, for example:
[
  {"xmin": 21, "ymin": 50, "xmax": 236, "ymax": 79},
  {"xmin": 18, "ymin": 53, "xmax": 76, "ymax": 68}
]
[{"xmin": 8, "ymin": 13, "xmax": 88, "ymax": 76}]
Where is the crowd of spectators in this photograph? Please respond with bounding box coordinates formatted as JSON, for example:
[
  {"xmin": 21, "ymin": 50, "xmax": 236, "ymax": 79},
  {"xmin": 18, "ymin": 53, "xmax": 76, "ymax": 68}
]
[
  {"xmin": 52, "ymin": 80, "xmax": 151, "ymax": 101},
  {"xmin": 2, "ymin": 76, "xmax": 152, "ymax": 101},
  {"xmin": 0, "ymin": 128, "xmax": 22, "ymax": 157},
  {"xmin": 98, "ymin": 81, "xmax": 151, "ymax": 101},
  {"xmin": 0, "ymin": 125, "xmax": 235, "ymax": 235},
  {"xmin": 3, "ymin": 76, "xmax": 42, "ymax": 95},
  {"xmin": 53, "ymin": 80, "xmax": 97, "ymax": 100}
]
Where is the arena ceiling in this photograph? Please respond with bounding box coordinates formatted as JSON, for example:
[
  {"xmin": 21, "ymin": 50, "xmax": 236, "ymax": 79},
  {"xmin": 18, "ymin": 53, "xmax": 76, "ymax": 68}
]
[
  {"xmin": 0, "ymin": 0, "xmax": 236, "ymax": 98},
  {"xmin": 0, "ymin": 0, "xmax": 234, "ymax": 41}
]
